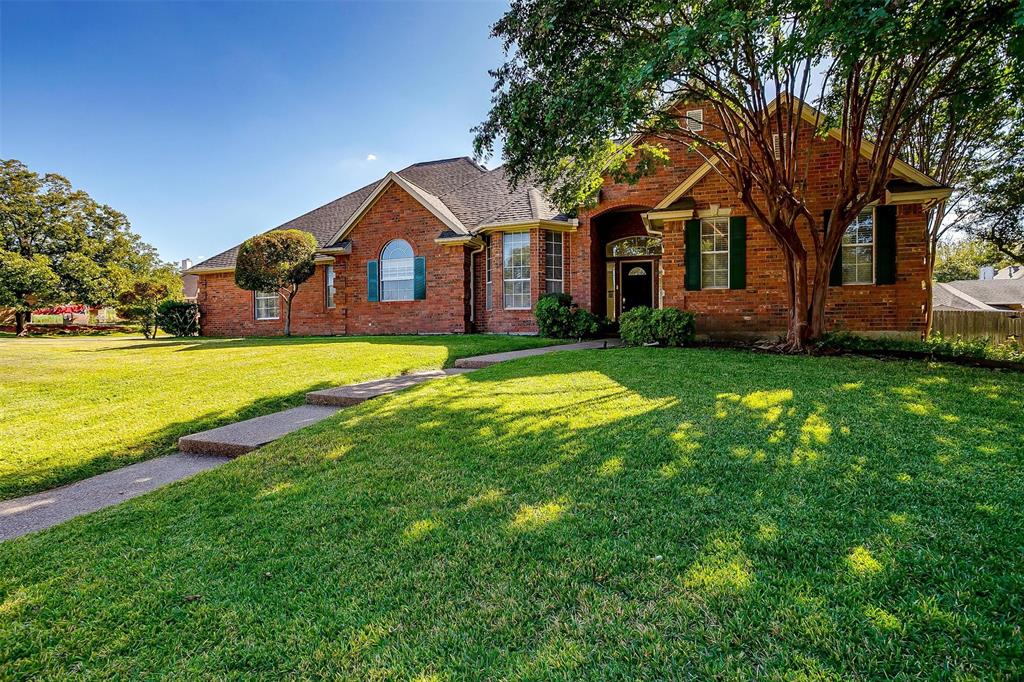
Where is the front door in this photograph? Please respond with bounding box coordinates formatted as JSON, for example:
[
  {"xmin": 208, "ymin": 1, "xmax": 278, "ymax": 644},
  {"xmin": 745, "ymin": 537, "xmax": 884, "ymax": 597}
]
[{"xmin": 620, "ymin": 260, "xmax": 653, "ymax": 313}]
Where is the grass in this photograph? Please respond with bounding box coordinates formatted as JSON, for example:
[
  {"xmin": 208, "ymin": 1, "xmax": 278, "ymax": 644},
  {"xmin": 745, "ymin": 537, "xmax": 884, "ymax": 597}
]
[
  {"xmin": 0, "ymin": 334, "xmax": 557, "ymax": 500},
  {"xmin": 1, "ymin": 348, "xmax": 1022, "ymax": 678}
]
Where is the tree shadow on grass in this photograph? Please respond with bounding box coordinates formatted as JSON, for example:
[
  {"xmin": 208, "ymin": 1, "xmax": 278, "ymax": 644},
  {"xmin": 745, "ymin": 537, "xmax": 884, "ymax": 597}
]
[{"xmin": 2, "ymin": 348, "xmax": 1022, "ymax": 678}]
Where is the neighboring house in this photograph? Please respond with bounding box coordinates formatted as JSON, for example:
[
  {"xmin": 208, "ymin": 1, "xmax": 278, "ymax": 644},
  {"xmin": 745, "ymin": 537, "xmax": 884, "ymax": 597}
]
[
  {"xmin": 934, "ymin": 279, "xmax": 1024, "ymax": 312},
  {"xmin": 993, "ymin": 265, "xmax": 1023, "ymax": 280},
  {"xmin": 187, "ymin": 100, "xmax": 950, "ymax": 338}
]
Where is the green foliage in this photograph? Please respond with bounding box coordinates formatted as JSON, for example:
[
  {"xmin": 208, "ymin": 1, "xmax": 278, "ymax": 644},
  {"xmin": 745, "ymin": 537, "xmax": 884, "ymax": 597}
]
[
  {"xmin": 235, "ymin": 230, "xmax": 318, "ymax": 293},
  {"xmin": 966, "ymin": 121, "xmax": 1024, "ymax": 264},
  {"xmin": 156, "ymin": 300, "xmax": 200, "ymax": 337},
  {"xmin": 0, "ymin": 250, "xmax": 59, "ymax": 311},
  {"xmin": 818, "ymin": 331, "xmax": 1024, "ymax": 364},
  {"xmin": 0, "ymin": 159, "xmax": 174, "ymax": 313},
  {"xmin": 619, "ymin": 306, "xmax": 656, "ymax": 345},
  {"xmin": 621, "ymin": 307, "xmax": 697, "ymax": 347},
  {"xmin": 533, "ymin": 292, "xmax": 603, "ymax": 339},
  {"xmin": 652, "ymin": 307, "xmax": 697, "ymax": 347},
  {"xmin": 235, "ymin": 230, "xmax": 318, "ymax": 336},
  {"xmin": 934, "ymin": 239, "xmax": 1012, "ymax": 282},
  {"xmin": 117, "ymin": 279, "xmax": 174, "ymax": 339}
]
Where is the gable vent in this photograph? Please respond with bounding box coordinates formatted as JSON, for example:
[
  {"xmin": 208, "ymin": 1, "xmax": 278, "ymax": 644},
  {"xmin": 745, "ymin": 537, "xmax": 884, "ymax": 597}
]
[{"xmin": 685, "ymin": 109, "xmax": 704, "ymax": 132}]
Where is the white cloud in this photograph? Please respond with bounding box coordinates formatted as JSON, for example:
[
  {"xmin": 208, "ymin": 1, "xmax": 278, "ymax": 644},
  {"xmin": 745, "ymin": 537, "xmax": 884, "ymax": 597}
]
[{"xmin": 366, "ymin": 154, "xmax": 377, "ymax": 161}]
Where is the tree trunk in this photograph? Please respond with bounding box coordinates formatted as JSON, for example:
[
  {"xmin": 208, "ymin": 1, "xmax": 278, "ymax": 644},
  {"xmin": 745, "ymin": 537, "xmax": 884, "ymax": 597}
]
[
  {"xmin": 284, "ymin": 289, "xmax": 295, "ymax": 337},
  {"xmin": 807, "ymin": 259, "xmax": 831, "ymax": 341},
  {"xmin": 14, "ymin": 311, "xmax": 27, "ymax": 335}
]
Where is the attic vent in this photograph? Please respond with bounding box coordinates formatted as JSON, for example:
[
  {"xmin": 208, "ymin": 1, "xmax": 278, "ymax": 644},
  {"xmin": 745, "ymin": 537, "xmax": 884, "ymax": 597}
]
[
  {"xmin": 685, "ymin": 109, "xmax": 704, "ymax": 132},
  {"xmin": 773, "ymin": 133, "xmax": 787, "ymax": 158}
]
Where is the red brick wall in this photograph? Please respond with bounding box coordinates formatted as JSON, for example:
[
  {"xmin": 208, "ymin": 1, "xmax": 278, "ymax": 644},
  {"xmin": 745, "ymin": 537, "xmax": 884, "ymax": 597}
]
[
  {"xmin": 197, "ymin": 265, "xmax": 343, "ymax": 337},
  {"xmin": 472, "ymin": 229, "xmax": 542, "ymax": 334},
  {"xmin": 197, "ymin": 181, "xmax": 470, "ymax": 337},
  {"xmin": 568, "ymin": 108, "xmax": 929, "ymax": 337}
]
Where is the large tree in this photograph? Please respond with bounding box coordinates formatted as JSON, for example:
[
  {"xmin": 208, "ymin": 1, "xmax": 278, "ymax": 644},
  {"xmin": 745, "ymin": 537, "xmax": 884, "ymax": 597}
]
[
  {"xmin": 895, "ymin": 51, "xmax": 1018, "ymax": 330},
  {"xmin": 964, "ymin": 123, "xmax": 1024, "ymax": 265},
  {"xmin": 475, "ymin": 0, "xmax": 1020, "ymax": 347},
  {"xmin": 0, "ymin": 159, "xmax": 168, "ymax": 333},
  {"xmin": 234, "ymin": 229, "xmax": 318, "ymax": 337}
]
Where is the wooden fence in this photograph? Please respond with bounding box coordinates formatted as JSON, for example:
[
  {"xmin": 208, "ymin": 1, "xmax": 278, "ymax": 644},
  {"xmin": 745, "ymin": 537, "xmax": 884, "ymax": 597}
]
[{"xmin": 933, "ymin": 310, "xmax": 1023, "ymax": 344}]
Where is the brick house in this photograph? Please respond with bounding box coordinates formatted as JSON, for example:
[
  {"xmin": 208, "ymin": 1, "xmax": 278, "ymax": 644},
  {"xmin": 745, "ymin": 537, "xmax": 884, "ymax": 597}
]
[{"xmin": 188, "ymin": 103, "xmax": 950, "ymax": 338}]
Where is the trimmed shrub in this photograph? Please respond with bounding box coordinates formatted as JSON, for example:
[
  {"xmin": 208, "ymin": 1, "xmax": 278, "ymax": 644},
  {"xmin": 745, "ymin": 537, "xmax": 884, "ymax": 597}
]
[
  {"xmin": 817, "ymin": 331, "xmax": 1024, "ymax": 363},
  {"xmin": 156, "ymin": 300, "xmax": 200, "ymax": 337},
  {"xmin": 620, "ymin": 306, "xmax": 696, "ymax": 347},
  {"xmin": 534, "ymin": 293, "xmax": 602, "ymax": 339},
  {"xmin": 652, "ymin": 307, "xmax": 696, "ymax": 346},
  {"xmin": 619, "ymin": 306, "xmax": 656, "ymax": 345}
]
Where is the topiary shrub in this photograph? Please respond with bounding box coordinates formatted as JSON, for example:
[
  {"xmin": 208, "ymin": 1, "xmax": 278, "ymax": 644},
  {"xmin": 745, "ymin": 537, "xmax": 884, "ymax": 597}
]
[
  {"xmin": 652, "ymin": 307, "xmax": 696, "ymax": 346},
  {"xmin": 156, "ymin": 300, "xmax": 200, "ymax": 337},
  {"xmin": 620, "ymin": 306, "xmax": 696, "ymax": 346},
  {"xmin": 534, "ymin": 293, "xmax": 603, "ymax": 339},
  {"xmin": 619, "ymin": 306, "xmax": 656, "ymax": 345}
]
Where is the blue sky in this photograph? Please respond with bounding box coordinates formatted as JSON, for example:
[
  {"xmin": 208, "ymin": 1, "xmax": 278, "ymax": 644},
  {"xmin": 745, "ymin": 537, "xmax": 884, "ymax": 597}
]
[{"xmin": 1, "ymin": 1, "xmax": 508, "ymax": 264}]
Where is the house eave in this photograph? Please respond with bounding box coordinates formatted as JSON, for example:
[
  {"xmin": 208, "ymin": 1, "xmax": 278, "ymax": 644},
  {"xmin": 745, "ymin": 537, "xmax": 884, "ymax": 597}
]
[
  {"xmin": 885, "ymin": 187, "xmax": 953, "ymax": 207},
  {"xmin": 474, "ymin": 218, "xmax": 579, "ymax": 234}
]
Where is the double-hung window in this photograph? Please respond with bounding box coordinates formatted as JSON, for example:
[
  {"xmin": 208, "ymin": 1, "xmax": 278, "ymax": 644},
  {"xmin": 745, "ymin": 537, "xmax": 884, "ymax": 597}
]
[
  {"xmin": 842, "ymin": 209, "xmax": 874, "ymax": 285},
  {"xmin": 700, "ymin": 218, "xmax": 730, "ymax": 289},
  {"xmin": 503, "ymin": 232, "xmax": 531, "ymax": 309},
  {"xmin": 325, "ymin": 265, "xmax": 336, "ymax": 308},
  {"xmin": 380, "ymin": 239, "xmax": 415, "ymax": 301},
  {"xmin": 254, "ymin": 290, "xmax": 280, "ymax": 320},
  {"xmin": 545, "ymin": 231, "xmax": 564, "ymax": 294}
]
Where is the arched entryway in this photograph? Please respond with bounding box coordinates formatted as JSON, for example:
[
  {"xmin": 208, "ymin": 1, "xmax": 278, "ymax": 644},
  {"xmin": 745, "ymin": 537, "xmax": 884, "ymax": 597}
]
[{"xmin": 590, "ymin": 208, "xmax": 662, "ymax": 320}]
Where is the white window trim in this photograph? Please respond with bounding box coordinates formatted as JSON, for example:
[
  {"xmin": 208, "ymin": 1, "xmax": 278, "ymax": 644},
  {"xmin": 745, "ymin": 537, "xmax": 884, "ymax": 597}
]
[
  {"xmin": 325, "ymin": 265, "xmax": 336, "ymax": 309},
  {"xmin": 485, "ymin": 236, "xmax": 493, "ymax": 310},
  {"xmin": 686, "ymin": 108, "xmax": 704, "ymax": 132},
  {"xmin": 700, "ymin": 217, "xmax": 730, "ymax": 290},
  {"xmin": 545, "ymin": 231, "xmax": 564, "ymax": 294},
  {"xmin": 503, "ymin": 231, "xmax": 532, "ymax": 310},
  {"xmin": 254, "ymin": 290, "xmax": 280, "ymax": 320},
  {"xmin": 842, "ymin": 208, "xmax": 876, "ymax": 286},
  {"xmin": 380, "ymin": 239, "xmax": 415, "ymax": 302}
]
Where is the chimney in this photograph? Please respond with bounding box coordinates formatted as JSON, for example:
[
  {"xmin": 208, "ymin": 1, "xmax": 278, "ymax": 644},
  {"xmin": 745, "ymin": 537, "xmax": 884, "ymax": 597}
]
[
  {"xmin": 979, "ymin": 265, "xmax": 995, "ymax": 280},
  {"xmin": 181, "ymin": 258, "xmax": 192, "ymax": 271}
]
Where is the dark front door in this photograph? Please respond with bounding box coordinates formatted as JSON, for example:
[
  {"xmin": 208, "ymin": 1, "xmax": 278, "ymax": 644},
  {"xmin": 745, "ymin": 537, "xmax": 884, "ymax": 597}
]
[{"xmin": 620, "ymin": 261, "xmax": 653, "ymax": 313}]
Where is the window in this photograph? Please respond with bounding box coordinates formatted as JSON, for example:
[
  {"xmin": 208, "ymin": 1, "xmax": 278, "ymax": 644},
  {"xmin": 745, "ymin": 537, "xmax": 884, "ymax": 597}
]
[
  {"xmin": 503, "ymin": 232, "xmax": 531, "ymax": 309},
  {"xmin": 485, "ymin": 236, "xmax": 493, "ymax": 310},
  {"xmin": 842, "ymin": 209, "xmax": 874, "ymax": 285},
  {"xmin": 325, "ymin": 265, "xmax": 336, "ymax": 309},
  {"xmin": 380, "ymin": 239, "xmax": 415, "ymax": 301},
  {"xmin": 254, "ymin": 290, "xmax": 279, "ymax": 320},
  {"xmin": 545, "ymin": 231, "xmax": 564, "ymax": 294},
  {"xmin": 700, "ymin": 218, "xmax": 729, "ymax": 289},
  {"xmin": 606, "ymin": 237, "xmax": 663, "ymax": 258},
  {"xmin": 686, "ymin": 108, "xmax": 704, "ymax": 132}
]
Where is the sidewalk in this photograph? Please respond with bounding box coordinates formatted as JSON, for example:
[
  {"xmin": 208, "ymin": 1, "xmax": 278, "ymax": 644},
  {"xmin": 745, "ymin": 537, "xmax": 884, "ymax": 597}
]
[{"xmin": 1, "ymin": 338, "xmax": 619, "ymax": 541}]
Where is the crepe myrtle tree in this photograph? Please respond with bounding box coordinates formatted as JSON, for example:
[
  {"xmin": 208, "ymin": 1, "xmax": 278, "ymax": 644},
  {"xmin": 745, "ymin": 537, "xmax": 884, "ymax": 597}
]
[
  {"xmin": 474, "ymin": 0, "xmax": 1021, "ymax": 348},
  {"xmin": 234, "ymin": 229, "xmax": 318, "ymax": 337}
]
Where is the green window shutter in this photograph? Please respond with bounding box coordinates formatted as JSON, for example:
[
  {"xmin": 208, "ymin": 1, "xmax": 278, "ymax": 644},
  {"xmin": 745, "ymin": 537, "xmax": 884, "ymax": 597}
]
[
  {"xmin": 685, "ymin": 219, "xmax": 701, "ymax": 291},
  {"xmin": 728, "ymin": 216, "xmax": 746, "ymax": 290},
  {"xmin": 825, "ymin": 209, "xmax": 843, "ymax": 286},
  {"xmin": 875, "ymin": 205, "xmax": 897, "ymax": 285},
  {"xmin": 367, "ymin": 259, "xmax": 379, "ymax": 302},
  {"xmin": 413, "ymin": 256, "xmax": 426, "ymax": 300}
]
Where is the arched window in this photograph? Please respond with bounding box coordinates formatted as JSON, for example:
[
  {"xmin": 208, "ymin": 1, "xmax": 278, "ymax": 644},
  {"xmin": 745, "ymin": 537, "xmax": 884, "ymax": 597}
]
[
  {"xmin": 380, "ymin": 239, "xmax": 415, "ymax": 301},
  {"xmin": 606, "ymin": 236, "xmax": 663, "ymax": 258}
]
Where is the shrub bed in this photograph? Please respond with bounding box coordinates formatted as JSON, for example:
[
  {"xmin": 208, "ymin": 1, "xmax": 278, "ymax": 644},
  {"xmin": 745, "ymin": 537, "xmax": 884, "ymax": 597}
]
[
  {"xmin": 816, "ymin": 331, "xmax": 1024, "ymax": 368},
  {"xmin": 619, "ymin": 306, "xmax": 696, "ymax": 347}
]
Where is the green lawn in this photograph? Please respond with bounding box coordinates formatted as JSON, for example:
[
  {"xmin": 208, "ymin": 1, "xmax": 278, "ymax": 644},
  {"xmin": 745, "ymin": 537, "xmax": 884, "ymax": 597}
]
[
  {"xmin": 2, "ymin": 348, "xmax": 1022, "ymax": 678},
  {"xmin": 0, "ymin": 334, "xmax": 557, "ymax": 500}
]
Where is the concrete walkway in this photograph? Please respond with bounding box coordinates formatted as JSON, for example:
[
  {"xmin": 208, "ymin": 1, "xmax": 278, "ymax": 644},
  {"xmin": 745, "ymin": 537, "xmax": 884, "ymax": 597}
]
[
  {"xmin": 1, "ymin": 338, "xmax": 618, "ymax": 541},
  {"xmin": 0, "ymin": 453, "xmax": 228, "ymax": 541}
]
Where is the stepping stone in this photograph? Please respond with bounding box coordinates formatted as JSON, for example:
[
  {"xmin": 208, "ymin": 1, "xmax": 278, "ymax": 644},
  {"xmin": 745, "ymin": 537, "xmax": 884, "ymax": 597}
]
[
  {"xmin": 453, "ymin": 339, "xmax": 620, "ymax": 369},
  {"xmin": 305, "ymin": 368, "xmax": 472, "ymax": 406},
  {"xmin": 178, "ymin": 404, "xmax": 341, "ymax": 456}
]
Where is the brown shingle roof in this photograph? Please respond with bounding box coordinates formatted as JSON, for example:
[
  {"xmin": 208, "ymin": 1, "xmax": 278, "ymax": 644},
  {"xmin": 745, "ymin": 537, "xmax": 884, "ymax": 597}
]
[{"xmin": 189, "ymin": 157, "xmax": 567, "ymax": 271}]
